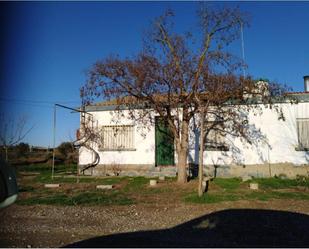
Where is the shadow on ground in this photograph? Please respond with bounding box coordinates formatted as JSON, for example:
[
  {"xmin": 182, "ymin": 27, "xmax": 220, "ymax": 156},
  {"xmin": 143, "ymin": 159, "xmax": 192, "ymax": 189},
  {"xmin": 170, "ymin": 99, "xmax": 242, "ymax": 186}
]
[{"xmin": 65, "ymin": 209, "xmax": 309, "ymax": 248}]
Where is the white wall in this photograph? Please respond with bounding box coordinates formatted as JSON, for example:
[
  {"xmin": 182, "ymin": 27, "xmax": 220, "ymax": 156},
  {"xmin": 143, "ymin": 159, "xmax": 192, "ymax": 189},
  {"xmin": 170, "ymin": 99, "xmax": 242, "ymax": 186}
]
[
  {"xmin": 79, "ymin": 102, "xmax": 309, "ymax": 167},
  {"xmin": 79, "ymin": 109, "xmax": 156, "ymax": 166},
  {"xmin": 189, "ymin": 102, "xmax": 309, "ymax": 166}
]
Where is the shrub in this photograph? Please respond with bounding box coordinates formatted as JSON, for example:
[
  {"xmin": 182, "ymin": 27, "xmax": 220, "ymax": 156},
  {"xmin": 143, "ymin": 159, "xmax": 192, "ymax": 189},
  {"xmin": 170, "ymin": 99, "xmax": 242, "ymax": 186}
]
[
  {"xmin": 57, "ymin": 142, "xmax": 74, "ymax": 158},
  {"xmin": 15, "ymin": 142, "xmax": 30, "ymax": 157}
]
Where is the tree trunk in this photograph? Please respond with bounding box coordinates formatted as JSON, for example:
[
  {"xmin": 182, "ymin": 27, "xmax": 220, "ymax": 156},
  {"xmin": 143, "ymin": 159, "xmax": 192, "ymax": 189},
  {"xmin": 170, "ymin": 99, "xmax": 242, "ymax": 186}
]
[
  {"xmin": 177, "ymin": 118, "xmax": 189, "ymax": 184},
  {"xmin": 198, "ymin": 107, "xmax": 205, "ymax": 197},
  {"xmin": 177, "ymin": 148, "xmax": 188, "ymax": 183}
]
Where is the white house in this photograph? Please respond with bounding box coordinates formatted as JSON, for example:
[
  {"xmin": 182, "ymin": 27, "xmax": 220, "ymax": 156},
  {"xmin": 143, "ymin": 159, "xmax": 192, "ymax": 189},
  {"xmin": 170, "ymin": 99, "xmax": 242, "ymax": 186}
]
[{"xmin": 77, "ymin": 78, "xmax": 309, "ymax": 179}]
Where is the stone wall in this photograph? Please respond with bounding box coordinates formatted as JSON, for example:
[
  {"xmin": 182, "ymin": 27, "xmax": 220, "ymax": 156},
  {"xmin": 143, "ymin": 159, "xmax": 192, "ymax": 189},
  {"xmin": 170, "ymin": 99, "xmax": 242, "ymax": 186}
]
[
  {"xmin": 79, "ymin": 163, "xmax": 309, "ymax": 179},
  {"xmin": 79, "ymin": 164, "xmax": 177, "ymax": 177},
  {"xmin": 203, "ymin": 163, "xmax": 309, "ymax": 179}
]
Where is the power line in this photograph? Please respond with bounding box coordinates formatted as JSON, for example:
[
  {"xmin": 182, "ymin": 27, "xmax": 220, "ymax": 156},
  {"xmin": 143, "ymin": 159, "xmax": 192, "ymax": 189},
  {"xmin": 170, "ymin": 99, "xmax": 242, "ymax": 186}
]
[
  {"xmin": 0, "ymin": 100, "xmax": 53, "ymax": 109},
  {"xmin": 0, "ymin": 97, "xmax": 82, "ymax": 109},
  {"xmin": 0, "ymin": 97, "xmax": 81, "ymax": 104}
]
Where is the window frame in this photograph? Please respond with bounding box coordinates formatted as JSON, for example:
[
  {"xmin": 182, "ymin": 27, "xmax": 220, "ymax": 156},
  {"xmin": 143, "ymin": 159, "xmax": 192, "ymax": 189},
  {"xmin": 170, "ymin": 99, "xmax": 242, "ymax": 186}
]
[
  {"xmin": 98, "ymin": 125, "xmax": 136, "ymax": 151},
  {"xmin": 295, "ymin": 118, "xmax": 309, "ymax": 151},
  {"xmin": 204, "ymin": 121, "xmax": 229, "ymax": 151}
]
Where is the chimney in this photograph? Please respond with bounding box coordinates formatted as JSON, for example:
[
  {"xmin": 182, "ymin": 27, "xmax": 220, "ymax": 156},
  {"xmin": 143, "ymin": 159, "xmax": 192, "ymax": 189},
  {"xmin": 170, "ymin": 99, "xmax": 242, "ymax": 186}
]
[{"xmin": 304, "ymin": 75, "xmax": 309, "ymax": 92}]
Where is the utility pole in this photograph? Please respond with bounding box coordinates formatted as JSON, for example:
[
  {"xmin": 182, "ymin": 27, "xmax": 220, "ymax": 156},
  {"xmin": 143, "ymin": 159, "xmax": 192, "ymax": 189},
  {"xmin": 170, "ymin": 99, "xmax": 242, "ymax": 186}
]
[
  {"xmin": 52, "ymin": 104, "xmax": 56, "ymax": 180},
  {"xmin": 52, "ymin": 103, "xmax": 92, "ymax": 180},
  {"xmin": 240, "ymin": 21, "xmax": 246, "ymax": 78}
]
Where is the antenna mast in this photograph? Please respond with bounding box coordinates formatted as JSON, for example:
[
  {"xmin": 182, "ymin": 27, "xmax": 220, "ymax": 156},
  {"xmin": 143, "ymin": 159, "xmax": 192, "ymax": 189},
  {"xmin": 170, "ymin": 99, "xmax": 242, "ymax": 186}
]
[{"xmin": 240, "ymin": 21, "xmax": 246, "ymax": 78}]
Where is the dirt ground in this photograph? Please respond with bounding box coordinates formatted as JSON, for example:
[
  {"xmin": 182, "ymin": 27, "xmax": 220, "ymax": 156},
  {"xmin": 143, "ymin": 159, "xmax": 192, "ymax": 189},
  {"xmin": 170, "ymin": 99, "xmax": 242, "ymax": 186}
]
[{"xmin": 1, "ymin": 198, "xmax": 309, "ymax": 248}]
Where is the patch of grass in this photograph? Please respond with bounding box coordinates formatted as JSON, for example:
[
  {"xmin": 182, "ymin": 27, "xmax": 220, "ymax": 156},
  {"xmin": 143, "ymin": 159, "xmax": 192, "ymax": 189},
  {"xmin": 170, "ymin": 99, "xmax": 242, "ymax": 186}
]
[
  {"xmin": 17, "ymin": 190, "xmax": 134, "ymax": 206},
  {"xmin": 17, "ymin": 194, "xmax": 71, "ymax": 205},
  {"xmin": 164, "ymin": 177, "xmax": 177, "ymax": 182},
  {"xmin": 96, "ymin": 177, "xmax": 126, "ymax": 185},
  {"xmin": 54, "ymin": 164, "xmax": 77, "ymax": 174},
  {"xmin": 212, "ymin": 178, "xmax": 242, "ymax": 190},
  {"xmin": 17, "ymin": 165, "xmax": 309, "ymax": 207},
  {"xmin": 70, "ymin": 191, "xmax": 134, "ymax": 205},
  {"xmin": 244, "ymin": 191, "xmax": 270, "ymax": 201},
  {"xmin": 32, "ymin": 174, "xmax": 127, "ymax": 185},
  {"xmin": 34, "ymin": 174, "xmax": 77, "ymax": 184},
  {"xmin": 245, "ymin": 190, "xmax": 309, "ymax": 201},
  {"xmin": 273, "ymin": 191, "xmax": 309, "ymax": 200},
  {"xmin": 18, "ymin": 164, "xmax": 77, "ymax": 175},
  {"xmin": 249, "ymin": 177, "xmax": 309, "ymax": 189},
  {"xmin": 123, "ymin": 177, "xmax": 149, "ymax": 192},
  {"xmin": 184, "ymin": 192, "xmax": 241, "ymax": 204},
  {"xmin": 18, "ymin": 164, "xmax": 50, "ymax": 173},
  {"xmin": 145, "ymin": 186, "xmax": 173, "ymax": 194},
  {"xmin": 18, "ymin": 164, "xmax": 127, "ymax": 186},
  {"xmin": 184, "ymin": 189, "xmax": 309, "ymax": 204}
]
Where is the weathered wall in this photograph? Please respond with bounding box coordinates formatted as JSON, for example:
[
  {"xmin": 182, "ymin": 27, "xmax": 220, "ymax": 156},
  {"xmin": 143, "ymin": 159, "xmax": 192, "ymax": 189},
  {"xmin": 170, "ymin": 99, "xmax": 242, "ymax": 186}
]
[
  {"xmin": 188, "ymin": 102, "xmax": 309, "ymax": 166},
  {"xmin": 79, "ymin": 109, "xmax": 157, "ymax": 166},
  {"xmin": 79, "ymin": 102, "xmax": 309, "ymax": 178},
  {"xmin": 203, "ymin": 163, "xmax": 309, "ymax": 178}
]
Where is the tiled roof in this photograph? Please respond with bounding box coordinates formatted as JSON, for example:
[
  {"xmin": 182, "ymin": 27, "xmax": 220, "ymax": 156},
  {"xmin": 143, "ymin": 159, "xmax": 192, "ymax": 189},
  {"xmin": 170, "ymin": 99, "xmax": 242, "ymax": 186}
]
[
  {"xmin": 93, "ymin": 96, "xmax": 138, "ymax": 107},
  {"xmin": 91, "ymin": 91, "xmax": 309, "ymax": 107}
]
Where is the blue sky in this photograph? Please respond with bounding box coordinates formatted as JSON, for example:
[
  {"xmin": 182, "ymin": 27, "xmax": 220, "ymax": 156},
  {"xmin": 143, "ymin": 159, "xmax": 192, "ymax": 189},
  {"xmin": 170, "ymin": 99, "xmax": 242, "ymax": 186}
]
[{"xmin": 0, "ymin": 1, "xmax": 308, "ymax": 147}]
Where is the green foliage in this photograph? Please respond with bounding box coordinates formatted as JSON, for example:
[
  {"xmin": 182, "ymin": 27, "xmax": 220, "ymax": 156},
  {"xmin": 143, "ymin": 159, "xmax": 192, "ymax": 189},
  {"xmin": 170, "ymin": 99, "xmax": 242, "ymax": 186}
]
[
  {"xmin": 245, "ymin": 191, "xmax": 309, "ymax": 201},
  {"xmin": 15, "ymin": 142, "xmax": 30, "ymax": 157},
  {"xmin": 97, "ymin": 177, "xmax": 126, "ymax": 185},
  {"xmin": 18, "ymin": 164, "xmax": 48, "ymax": 173},
  {"xmin": 185, "ymin": 190, "xmax": 309, "ymax": 204},
  {"xmin": 34, "ymin": 174, "xmax": 75, "ymax": 184},
  {"xmin": 16, "ymin": 164, "xmax": 309, "ymax": 207},
  {"xmin": 212, "ymin": 178, "xmax": 242, "ymax": 190},
  {"xmin": 249, "ymin": 177, "xmax": 309, "ymax": 189},
  {"xmin": 72, "ymin": 191, "xmax": 133, "ymax": 205},
  {"xmin": 296, "ymin": 174, "xmax": 309, "ymax": 185},
  {"xmin": 123, "ymin": 177, "xmax": 149, "ymax": 192},
  {"xmin": 18, "ymin": 164, "xmax": 77, "ymax": 174},
  {"xmin": 184, "ymin": 193, "xmax": 241, "ymax": 204},
  {"xmin": 17, "ymin": 191, "xmax": 134, "ymax": 206},
  {"xmin": 185, "ymin": 177, "xmax": 309, "ymax": 204},
  {"xmin": 57, "ymin": 142, "xmax": 74, "ymax": 157},
  {"xmin": 33, "ymin": 174, "xmax": 126, "ymax": 185}
]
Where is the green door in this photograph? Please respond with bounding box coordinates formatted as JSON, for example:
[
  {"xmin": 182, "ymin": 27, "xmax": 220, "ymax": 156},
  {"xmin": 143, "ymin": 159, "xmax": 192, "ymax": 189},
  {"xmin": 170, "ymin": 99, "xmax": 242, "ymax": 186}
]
[{"xmin": 155, "ymin": 118, "xmax": 175, "ymax": 166}]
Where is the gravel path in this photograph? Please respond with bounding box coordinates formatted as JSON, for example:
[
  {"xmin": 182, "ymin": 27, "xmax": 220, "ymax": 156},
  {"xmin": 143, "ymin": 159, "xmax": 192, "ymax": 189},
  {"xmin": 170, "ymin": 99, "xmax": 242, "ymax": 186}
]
[{"xmin": 1, "ymin": 199, "xmax": 309, "ymax": 247}]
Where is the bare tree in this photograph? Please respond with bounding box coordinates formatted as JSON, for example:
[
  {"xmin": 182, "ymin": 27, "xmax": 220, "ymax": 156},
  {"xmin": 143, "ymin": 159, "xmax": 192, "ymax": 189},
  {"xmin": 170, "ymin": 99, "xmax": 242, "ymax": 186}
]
[
  {"xmin": 74, "ymin": 113, "xmax": 100, "ymax": 173},
  {"xmin": 81, "ymin": 5, "xmax": 289, "ymax": 184},
  {"xmin": 195, "ymin": 76, "xmax": 291, "ymax": 196},
  {"xmin": 0, "ymin": 113, "xmax": 34, "ymax": 161}
]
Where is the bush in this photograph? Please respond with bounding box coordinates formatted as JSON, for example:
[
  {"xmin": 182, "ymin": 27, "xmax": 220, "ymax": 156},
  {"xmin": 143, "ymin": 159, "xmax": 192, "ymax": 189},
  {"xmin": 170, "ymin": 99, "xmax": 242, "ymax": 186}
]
[
  {"xmin": 57, "ymin": 142, "xmax": 74, "ymax": 158},
  {"xmin": 15, "ymin": 142, "xmax": 30, "ymax": 157}
]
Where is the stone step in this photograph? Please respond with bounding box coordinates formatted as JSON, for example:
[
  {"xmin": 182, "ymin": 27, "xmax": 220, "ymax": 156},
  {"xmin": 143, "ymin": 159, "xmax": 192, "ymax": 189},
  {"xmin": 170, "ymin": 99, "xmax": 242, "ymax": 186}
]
[
  {"xmin": 147, "ymin": 172, "xmax": 177, "ymax": 177},
  {"xmin": 155, "ymin": 168, "xmax": 177, "ymax": 173}
]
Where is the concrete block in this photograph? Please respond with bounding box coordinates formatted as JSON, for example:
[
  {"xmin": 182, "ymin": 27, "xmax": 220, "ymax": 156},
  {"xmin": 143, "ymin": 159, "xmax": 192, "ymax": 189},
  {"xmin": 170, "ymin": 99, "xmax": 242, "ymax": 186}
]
[
  {"xmin": 249, "ymin": 183, "xmax": 259, "ymax": 190},
  {"xmin": 149, "ymin": 180, "xmax": 157, "ymax": 186},
  {"xmin": 44, "ymin": 184, "xmax": 60, "ymax": 188},
  {"xmin": 159, "ymin": 176, "xmax": 165, "ymax": 181},
  {"xmin": 96, "ymin": 185, "xmax": 114, "ymax": 190}
]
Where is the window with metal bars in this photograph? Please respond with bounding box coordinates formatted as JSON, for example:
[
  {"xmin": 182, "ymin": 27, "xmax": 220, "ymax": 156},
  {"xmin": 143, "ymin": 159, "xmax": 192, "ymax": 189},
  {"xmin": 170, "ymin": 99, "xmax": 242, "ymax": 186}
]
[
  {"xmin": 99, "ymin": 125, "xmax": 135, "ymax": 151},
  {"xmin": 296, "ymin": 118, "xmax": 309, "ymax": 151},
  {"xmin": 204, "ymin": 121, "xmax": 229, "ymax": 151}
]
